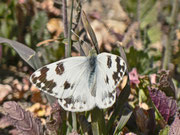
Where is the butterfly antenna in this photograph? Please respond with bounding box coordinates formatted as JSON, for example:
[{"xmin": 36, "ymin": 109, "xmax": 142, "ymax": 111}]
[{"xmin": 71, "ymin": 30, "xmax": 89, "ymax": 46}]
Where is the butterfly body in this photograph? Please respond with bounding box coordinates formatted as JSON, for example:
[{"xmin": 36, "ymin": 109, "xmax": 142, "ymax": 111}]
[{"xmin": 30, "ymin": 52, "xmax": 126, "ymax": 112}]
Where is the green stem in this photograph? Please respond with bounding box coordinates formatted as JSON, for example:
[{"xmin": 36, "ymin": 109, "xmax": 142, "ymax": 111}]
[
  {"xmin": 67, "ymin": 0, "xmax": 74, "ymax": 57},
  {"xmin": 162, "ymin": 0, "xmax": 179, "ymax": 69},
  {"xmin": 67, "ymin": 0, "xmax": 77, "ymax": 131},
  {"xmin": 72, "ymin": 112, "xmax": 77, "ymax": 131},
  {"xmin": 137, "ymin": 0, "xmax": 141, "ymax": 40}
]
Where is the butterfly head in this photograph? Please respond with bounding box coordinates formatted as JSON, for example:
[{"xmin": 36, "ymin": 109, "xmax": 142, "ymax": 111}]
[{"xmin": 89, "ymin": 49, "xmax": 97, "ymax": 57}]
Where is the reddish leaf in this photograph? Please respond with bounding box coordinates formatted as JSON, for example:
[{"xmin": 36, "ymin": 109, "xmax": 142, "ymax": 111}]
[
  {"xmin": 149, "ymin": 87, "xmax": 177, "ymax": 122},
  {"xmin": 3, "ymin": 101, "xmax": 43, "ymax": 135}
]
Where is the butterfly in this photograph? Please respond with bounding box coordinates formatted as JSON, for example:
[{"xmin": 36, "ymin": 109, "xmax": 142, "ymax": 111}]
[{"xmin": 30, "ymin": 50, "xmax": 126, "ymax": 112}]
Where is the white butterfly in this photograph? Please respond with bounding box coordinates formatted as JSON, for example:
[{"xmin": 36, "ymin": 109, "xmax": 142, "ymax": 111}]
[{"xmin": 30, "ymin": 50, "xmax": 126, "ymax": 112}]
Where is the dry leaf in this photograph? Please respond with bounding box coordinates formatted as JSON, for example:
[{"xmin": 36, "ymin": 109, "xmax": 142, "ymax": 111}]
[
  {"xmin": 47, "ymin": 18, "xmax": 63, "ymax": 39},
  {"xmin": 31, "ymin": 91, "xmax": 43, "ymax": 103},
  {"xmin": 36, "ymin": 0, "xmax": 61, "ymax": 16},
  {"xmin": 27, "ymin": 103, "xmax": 50, "ymax": 117},
  {"xmin": 0, "ymin": 84, "xmax": 12, "ymax": 102}
]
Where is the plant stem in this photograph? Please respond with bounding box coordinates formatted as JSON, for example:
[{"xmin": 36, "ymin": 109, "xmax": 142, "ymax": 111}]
[
  {"xmin": 62, "ymin": 0, "xmax": 68, "ymax": 57},
  {"xmin": 62, "ymin": 0, "xmax": 77, "ymax": 132},
  {"xmin": 72, "ymin": 112, "xmax": 77, "ymax": 131},
  {"xmin": 137, "ymin": 0, "xmax": 141, "ymax": 40},
  {"xmin": 67, "ymin": 0, "xmax": 74, "ymax": 57},
  {"xmin": 62, "ymin": 0, "xmax": 68, "ymax": 38},
  {"xmin": 162, "ymin": 0, "xmax": 179, "ymax": 69},
  {"xmin": 67, "ymin": 0, "xmax": 77, "ymax": 131}
]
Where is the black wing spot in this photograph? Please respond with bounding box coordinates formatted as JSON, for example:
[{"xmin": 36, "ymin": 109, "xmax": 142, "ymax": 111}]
[
  {"xmin": 31, "ymin": 66, "xmax": 56, "ymax": 93},
  {"xmin": 108, "ymin": 92, "xmax": 115, "ymax": 100},
  {"xmin": 64, "ymin": 98, "xmax": 74, "ymax": 107},
  {"xmin": 42, "ymin": 80, "xmax": 56, "ymax": 93},
  {"xmin": 107, "ymin": 56, "xmax": 112, "ymax": 68},
  {"xmin": 112, "ymin": 72, "xmax": 120, "ymax": 84},
  {"xmin": 55, "ymin": 62, "xmax": 64, "ymax": 75},
  {"xmin": 112, "ymin": 57, "xmax": 125, "ymax": 85},
  {"xmin": 31, "ymin": 66, "xmax": 49, "ymax": 84},
  {"xmin": 105, "ymin": 75, "xmax": 109, "ymax": 84},
  {"xmin": 115, "ymin": 57, "xmax": 121, "ymax": 71},
  {"xmin": 64, "ymin": 81, "xmax": 71, "ymax": 89}
]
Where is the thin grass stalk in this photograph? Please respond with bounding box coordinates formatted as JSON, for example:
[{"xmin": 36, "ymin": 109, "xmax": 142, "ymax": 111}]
[
  {"xmin": 62, "ymin": 0, "xmax": 68, "ymax": 38},
  {"xmin": 162, "ymin": 0, "xmax": 179, "ymax": 69},
  {"xmin": 67, "ymin": 0, "xmax": 77, "ymax": 131},
  {"xmin": 62, "ymin": 0, "xmax": 77, "ymax": 132},
  {"xmin": 67, "ymin": 0, "xmax": 74, "ymax": 57},
  {"xmin": 137, "ymin": 0, "xmax": 141, "ymax": 40}
]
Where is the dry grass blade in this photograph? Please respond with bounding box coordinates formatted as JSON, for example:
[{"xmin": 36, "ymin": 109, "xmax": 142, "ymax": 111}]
[{"xmin": 81, "ymin": 11, "xmax": 100, "ymax": 54}]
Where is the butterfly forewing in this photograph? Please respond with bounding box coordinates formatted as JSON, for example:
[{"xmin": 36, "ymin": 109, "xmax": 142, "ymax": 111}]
[
  {"xmin": 30, "ymin": 56, "xmax": 96, "ymax": 112},
  {"xmin": 30, "ymin": 52, "xmax": 127, "ymax": 112},
  {"xmin": 95, "ymin": 53, "xmax": 126, "ymax": 108}
]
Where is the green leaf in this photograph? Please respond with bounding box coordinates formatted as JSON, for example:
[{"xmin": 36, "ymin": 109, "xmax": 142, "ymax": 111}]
[
  {"xmin": 0, "ymin": 37, "xmax": 57, "ymax": 106},
  {"xmin": 0, "ymin": 37, "xmax": 41, "ymax": 69},
  {"xmin": 31, "ymin": 11, "xmax": 48, "ymax": 39},
  {"xmin": 159, "ymin": 126, "xmax": 169, "ymax": 135},
  {"xmin": 120, "ymin": 0, "xmax": 156, "ymax": 19},
  {"xmin": 107, "ymin": 77, "xmax": 131, "ymax": 133},
  {"xmin": 126, "ymin": 47, "xmax": 150, "ymax": 74},
  {"xmin": 140, "ymin": 2, "xmax": 158, "ymax": 29},
  {"xmin": 91, "ymin": 107, "xmax": 106, "ymax": 135},
  {"xmin": 113, "ymin": 108, "xmax": 133, "ymax": 135},
  {"xmin": 147, "ymin": 24, "xmax": 162, "ymax": 43}
]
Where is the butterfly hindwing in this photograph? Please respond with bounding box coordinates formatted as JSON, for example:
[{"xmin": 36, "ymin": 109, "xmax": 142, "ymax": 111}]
[
  {"xmin": 95, "ymin": 53, "xmax": 126, "ymax": 108},
  {"xmin": 30, "ymin": 56, "xmax": 96, "ymax": 112}
]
